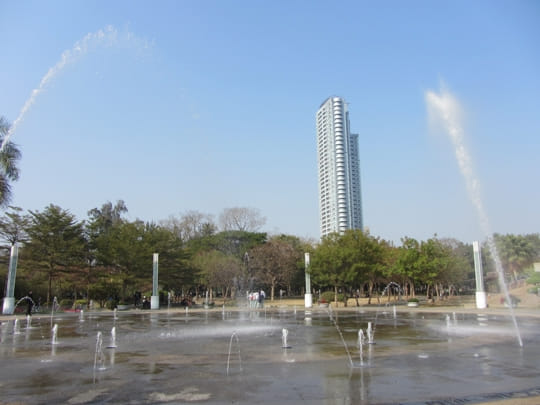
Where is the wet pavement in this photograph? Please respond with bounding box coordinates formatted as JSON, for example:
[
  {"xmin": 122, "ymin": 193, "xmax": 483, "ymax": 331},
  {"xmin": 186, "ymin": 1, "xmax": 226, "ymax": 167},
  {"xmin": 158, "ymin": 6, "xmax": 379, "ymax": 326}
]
[{"xmin": 1, "ymin": 307, "xmax": 539, "ymax": 404}]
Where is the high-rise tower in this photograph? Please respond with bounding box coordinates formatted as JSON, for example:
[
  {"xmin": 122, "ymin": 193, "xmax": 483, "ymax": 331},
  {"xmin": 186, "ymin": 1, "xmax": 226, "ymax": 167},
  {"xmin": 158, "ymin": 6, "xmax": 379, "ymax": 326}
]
[{"xmin": 316, "ymin": 96, "xmax": 363, "ymax": 237}]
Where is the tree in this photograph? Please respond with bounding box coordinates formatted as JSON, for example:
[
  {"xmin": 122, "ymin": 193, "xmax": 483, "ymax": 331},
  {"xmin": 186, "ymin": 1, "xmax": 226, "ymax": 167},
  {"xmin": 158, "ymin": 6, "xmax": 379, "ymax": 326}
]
[
  {"xmin": 187, "ymin": 230, "xmax": 267, "ymax": 259},
  {"xmin": 218, "ymin": 207, "xmax": 266, "ymax": 232},
  {"xmin": 192, "ymin": 249, "xmax": 241, "ymax": 301},
  {"xmin": 0, "ymin": 117, "xmax": 22, "ymax": 207},
  {"xmin": 185, "ymin": 230, "xmax": 267, "ymax": 297},
  {"xmin": 273, "ymin": 234, "xmax": 311, "ymax": 296},
  {"xmin": 249, "ymin": 237, "xmax": 301, "ymax": 301},
  {"xmin": 524, "ymin": 234, "xmax": 540, "ymax": 263},
  {"xmin": 160, "ymin": 210, "xmax": 216, "ymax": 243},
  {"xmin": 350, "ymin": 232, "xmax": 392, "ymax": 304},
  {"xmin": 85, "ymin": 201, "xmax": 130, "ymax": 302},
  {"xmin": 87, "ymin": 200, "xmax": 128, "ymax": 234},
  {"xmin": 418, "ymin": 237, "xmax": 452, "ymax": 299},
  {"xmin": 0, "ymin": 206, "xmax": 30, "ymax": 247},
  {"xmin": 24, "ymin": 204, "xmax": 86, "ymax": 305},
  {"xmin": 494, "ymin": 233, "xmax": 538, "ymax": 281},
  {"xmin": 93, "ymin": 220, "xmax": 148, "ymax": 300},
  {"xmin": 440, "ymin": 238, "xmax": 475, "ymax": 285},
  {"xmin": 310, "ymin": 230, "xmax": 391, "ymax": 305},
  {"xmin": 311, "ymin": 232, "xmax": 359, "ymax": 304},
  {"xmin": 394, "ymin": 237, "xmax": 422, "ymax": 297}
]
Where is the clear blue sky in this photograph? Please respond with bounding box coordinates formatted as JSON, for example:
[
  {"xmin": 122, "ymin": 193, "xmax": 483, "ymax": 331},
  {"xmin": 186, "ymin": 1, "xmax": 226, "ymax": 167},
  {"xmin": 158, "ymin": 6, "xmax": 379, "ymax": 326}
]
[{"xmin": 1, "ymin": 0, "xmax": 539, "ymax": 244}]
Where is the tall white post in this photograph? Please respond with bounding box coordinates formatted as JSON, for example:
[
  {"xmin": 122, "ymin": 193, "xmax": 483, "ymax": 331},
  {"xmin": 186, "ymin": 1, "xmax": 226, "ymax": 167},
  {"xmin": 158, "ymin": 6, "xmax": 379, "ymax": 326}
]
[
  {"xmin": 151, "ymin": 253, "xmax": 160, "ymax": 310},
  {"xmin": 304, "ymin": 252, "xmax": 312, "ymax": 308},
  {"xmin": 2, "ymin": 244, "xmax": 19, "ymax": 315},
  {"xmin": 473, "ymin": 241, "xmax": 487, "ymax": 309}
]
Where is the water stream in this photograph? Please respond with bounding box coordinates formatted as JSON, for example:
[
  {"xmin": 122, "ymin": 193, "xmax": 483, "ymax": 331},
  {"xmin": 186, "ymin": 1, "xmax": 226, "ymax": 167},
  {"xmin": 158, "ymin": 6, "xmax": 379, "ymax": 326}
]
[{"xmin": 426, "ymin": 86, "xmax": 523, "ymax": 347}]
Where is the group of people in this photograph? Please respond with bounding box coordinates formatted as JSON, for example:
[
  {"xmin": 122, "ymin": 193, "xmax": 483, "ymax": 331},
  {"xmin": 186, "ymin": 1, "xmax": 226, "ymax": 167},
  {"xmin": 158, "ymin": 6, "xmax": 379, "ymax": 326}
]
[
  {"xmin": 132, "ymin": 292, "xmax": 151, "ymax": 309},
  {"xmin": 248, "ymin": 290, "xmax": 266, "ymax": 308}
]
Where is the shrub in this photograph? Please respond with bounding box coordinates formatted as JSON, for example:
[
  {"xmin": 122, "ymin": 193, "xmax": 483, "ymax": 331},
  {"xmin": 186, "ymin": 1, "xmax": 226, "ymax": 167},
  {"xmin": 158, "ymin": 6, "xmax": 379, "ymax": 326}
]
[
  {"xmin": 319, "ymin": 291, "xmax": 346, "ymax": 303},
  {"xmin": 320, "ymin": 291, "xmax": 335, "ymax": 303},
  {"xmin": 74, "ymin": 299, "xmax": 88, "ymax": 309},
  {"xmin": 526, "ymin": 272, "xmax": 540, "ymax": 285},
  {"xmin": 59, "ymin": 299, "xmax": 73, "ymax": 308},
  {"xmin": 407, "ymin": 297, "xmax": 419, "ymax": 303},
  {"xmin": 106, "ymin": 299, "xmax": 118, "ymax": 310}
]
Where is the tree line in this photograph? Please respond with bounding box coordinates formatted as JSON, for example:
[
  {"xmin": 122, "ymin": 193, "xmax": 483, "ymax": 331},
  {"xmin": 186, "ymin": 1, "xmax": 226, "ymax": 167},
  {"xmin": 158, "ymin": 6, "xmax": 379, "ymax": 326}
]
[
  {"xmin": 311, "ymin": 231, "xmax": 540, "ymax": 304},
  {"xmin": 0, "ymin": 202, "xmax": 300, "ymax": 307},
  {"xmin": 1, "ymin": 201, "xmax": 538, "ymax": 308}
]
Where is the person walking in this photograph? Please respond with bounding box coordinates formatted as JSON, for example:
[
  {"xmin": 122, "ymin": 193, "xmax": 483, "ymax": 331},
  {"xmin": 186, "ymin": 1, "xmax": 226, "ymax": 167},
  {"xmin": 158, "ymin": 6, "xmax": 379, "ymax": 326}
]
[
  {"xmin": 258, "ymin": 289, "xmax": 265, "ymax": 308},
  {"xmin": 26, "ymin": 291, "xmax": 34, "ymax": 316}
]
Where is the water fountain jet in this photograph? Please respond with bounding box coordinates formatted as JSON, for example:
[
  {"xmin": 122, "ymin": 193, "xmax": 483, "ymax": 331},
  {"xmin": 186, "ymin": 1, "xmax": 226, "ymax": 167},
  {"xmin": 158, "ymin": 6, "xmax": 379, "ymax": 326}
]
[
  {"xmin": 281, "ymin": 328, "xmax": 292, "ymax": 349},
  {"xmin": 51, "ymin": 324, "xmax": 58, "ymax": 345},
  {"xmin": 107, "ymin": 327, "xmax": 117, "ymax": 349},
  {"xmin": 93, "ymin": 331, "xmax": 106, "ymax": 383},
  {"xmin": 226, "ymin": 331, "xmax": 242, "ymax": 376},
  {"xmin": 425, "ymin": 85, "xmax": 523, "ymax": 347},
  {"xmin": 366, "ymin": 322, "xmax": 375, "ymax": 344}
]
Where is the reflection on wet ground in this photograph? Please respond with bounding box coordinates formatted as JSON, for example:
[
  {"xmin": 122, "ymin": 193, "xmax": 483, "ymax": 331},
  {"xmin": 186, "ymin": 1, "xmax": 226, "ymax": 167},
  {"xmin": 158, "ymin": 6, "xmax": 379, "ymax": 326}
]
[{"xmin": 1, "ymin": 308, "xmax": 539, "ymax": 404}]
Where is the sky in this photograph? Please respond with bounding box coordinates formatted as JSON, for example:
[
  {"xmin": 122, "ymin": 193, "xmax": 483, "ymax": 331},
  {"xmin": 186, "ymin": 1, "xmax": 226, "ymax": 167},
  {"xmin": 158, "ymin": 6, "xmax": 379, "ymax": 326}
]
[{"xmin": 1, "ymin": 0, "xmax": 539, "ymax": 245}]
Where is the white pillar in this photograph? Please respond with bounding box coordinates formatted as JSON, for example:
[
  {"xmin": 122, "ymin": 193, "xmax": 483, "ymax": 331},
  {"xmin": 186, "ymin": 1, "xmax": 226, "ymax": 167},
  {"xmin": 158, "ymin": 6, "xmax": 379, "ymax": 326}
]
[
  {"xmin": 475, "ymin": 291, "xmax": 487, "ymax": 309},
  {"xmin": 151, "ymin": 253, "xmax": 159, "ymax": 310},
  {"xmin": 473, "ymin": 241, "xmax": 487, "ymax": 309},
  {"xmin": 2, "ymin": 245, "xmax": 19, "ymax": 315},
  {"xmin": 2, "ymin": 297, "xmax": 15, "ymax": 315},
  {"xmin": 304, "ymin": 253, "xmax": 312, "ymax": 308}
]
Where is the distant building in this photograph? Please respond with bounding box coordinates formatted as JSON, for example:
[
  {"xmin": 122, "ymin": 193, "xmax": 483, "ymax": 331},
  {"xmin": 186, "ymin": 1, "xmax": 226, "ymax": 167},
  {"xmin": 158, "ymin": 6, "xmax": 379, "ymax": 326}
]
[{"xmin": 316, "ymin": 96, "xmax": 363, "ymax": 238}]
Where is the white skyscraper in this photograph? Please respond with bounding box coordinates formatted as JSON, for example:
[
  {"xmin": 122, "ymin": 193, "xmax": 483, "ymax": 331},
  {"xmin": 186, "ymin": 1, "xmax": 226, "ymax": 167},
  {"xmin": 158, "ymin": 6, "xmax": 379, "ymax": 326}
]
[{"xmin": 316, "ymin": 96, "xmax": 363, "ymax": 237}]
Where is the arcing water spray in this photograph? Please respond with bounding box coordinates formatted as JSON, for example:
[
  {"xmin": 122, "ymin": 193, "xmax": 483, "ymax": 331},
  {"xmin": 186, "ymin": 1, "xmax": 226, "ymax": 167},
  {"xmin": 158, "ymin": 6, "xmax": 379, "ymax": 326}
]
[{"xmin": 425, "ymin": 85, "xmax": 522, "ymax": 347}]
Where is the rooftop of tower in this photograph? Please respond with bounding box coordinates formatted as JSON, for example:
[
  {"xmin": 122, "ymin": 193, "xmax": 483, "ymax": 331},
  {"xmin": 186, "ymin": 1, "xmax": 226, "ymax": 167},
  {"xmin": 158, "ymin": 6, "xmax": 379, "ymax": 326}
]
[{"xmin": 318, "ymin": 95, "xmax": 344, "ymax": 109}]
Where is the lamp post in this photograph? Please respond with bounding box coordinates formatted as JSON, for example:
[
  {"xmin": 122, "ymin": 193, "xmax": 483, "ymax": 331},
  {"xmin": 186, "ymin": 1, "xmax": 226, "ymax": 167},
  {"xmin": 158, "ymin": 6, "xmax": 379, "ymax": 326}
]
[{"xmin": 304, "ymin": 252, "xmax": 312, "ymax": 308}]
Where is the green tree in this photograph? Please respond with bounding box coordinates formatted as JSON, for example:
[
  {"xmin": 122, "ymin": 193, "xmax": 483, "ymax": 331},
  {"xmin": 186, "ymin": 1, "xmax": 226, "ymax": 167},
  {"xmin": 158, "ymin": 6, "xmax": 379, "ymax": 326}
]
[
  {"xmin": 94, "ymin": 220, "xmax": 148, "ymax": 300},
  {"xmin": 438, "ymin": 238, "xmax": 474, "ymax": 293},
  {"xmin": 85, "ymin": 201, "xmax": 130, "ymax": 302},
  {"xmin": 524, "ymin": 234, "xmax": 540, "ymax": 263},
  {"xmin": 24, "ymin": 204, "xmax": 86, "ymax": 305},
  {"xmin": 358, "ymin": 235, "xmax": 394, "ymax": 304},
  {"xmin": 394, "ymin": 237, "xmax": 422, "ymax": 297},
  {"xmin": 0, "ymin": 117, "xmax": 22, "ymax": 207},
  {"xmin": 494, "ymin": 233, "xmax": 538, "ymax": 281},
  {"xmin": 87, "ymin": 200, "xmax": 128, "ymax": 235},
  {"xmin": 311, "ymin": 231, "xmax": 360, "ymax": 304},
  {"xmin": 418, "ymin": 237, "xmax": 451, "ymax": 299},
  {"xmin": 0, "ymin": 206, "xmax": 30, "ymax": 247}
]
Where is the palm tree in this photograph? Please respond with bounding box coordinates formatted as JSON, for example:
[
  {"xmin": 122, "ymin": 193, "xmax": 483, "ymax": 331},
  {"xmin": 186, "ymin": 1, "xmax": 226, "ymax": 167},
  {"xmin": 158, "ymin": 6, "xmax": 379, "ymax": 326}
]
[{"xmin": 0, "ymin": 116, "xmax": 22, "ymax": 207}]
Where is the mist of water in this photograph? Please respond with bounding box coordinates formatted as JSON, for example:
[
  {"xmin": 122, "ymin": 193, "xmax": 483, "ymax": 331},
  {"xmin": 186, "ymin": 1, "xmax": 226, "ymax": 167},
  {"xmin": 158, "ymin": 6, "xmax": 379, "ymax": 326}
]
[
  {"xmin": 425, "ymin": 84, "xmax": 523, "ymax": 347},
  {"xmin": 0, "ymin": 25, "xmax": 150, "ymax": 152}
]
